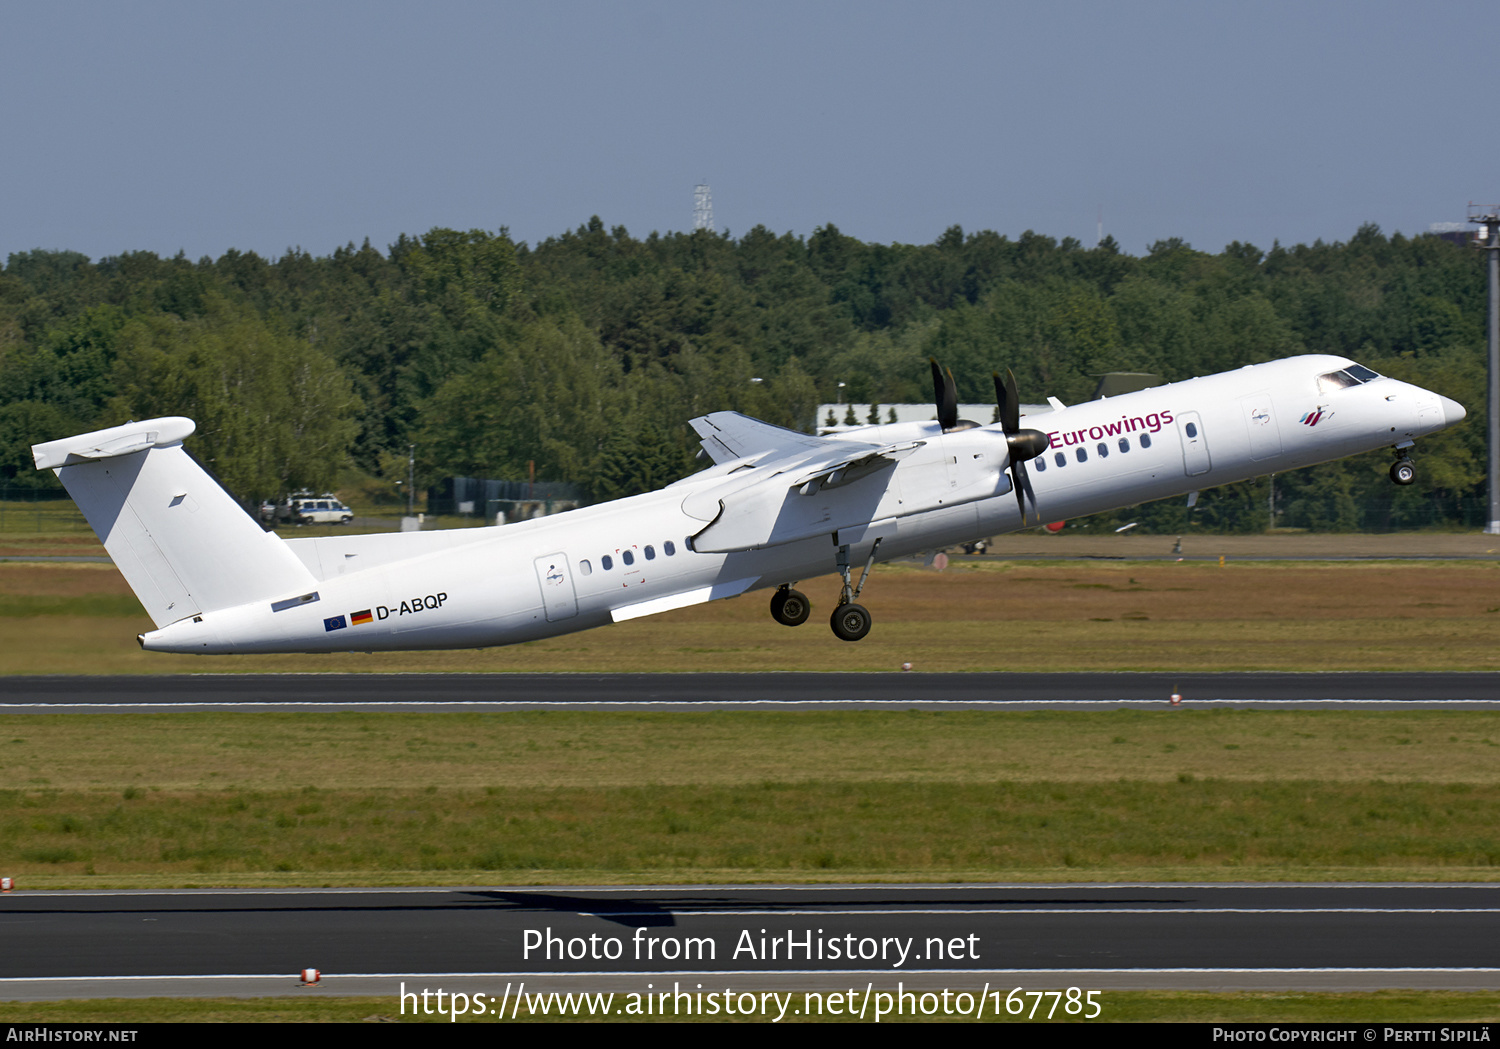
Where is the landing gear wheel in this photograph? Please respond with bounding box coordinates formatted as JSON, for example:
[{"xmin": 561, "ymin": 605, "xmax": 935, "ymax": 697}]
[
  {"xmin": 770, "ymin": 588, "xmax": 811, "ymax": 627},
  {"xmin": 1390, "ymin": 458, "xmax": 1416, "ymax": 486},
  {"xmin": 830, "ymin": 602, "xmax": 872, "ymax": 642}
]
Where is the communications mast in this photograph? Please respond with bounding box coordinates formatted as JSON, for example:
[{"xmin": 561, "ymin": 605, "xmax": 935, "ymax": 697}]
[{"xmin": 694, "ymin": 183, "xmax": 714, "ymax": 232}]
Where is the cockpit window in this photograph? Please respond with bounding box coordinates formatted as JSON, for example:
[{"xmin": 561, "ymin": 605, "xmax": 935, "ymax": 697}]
[
  {"xmin": 1317, "ymin": 364, "xmax": 1382, "ymax": 395},
  {"xmin": 1317, "ymin": 370, "xmax": 1360, "ymax": 395}
]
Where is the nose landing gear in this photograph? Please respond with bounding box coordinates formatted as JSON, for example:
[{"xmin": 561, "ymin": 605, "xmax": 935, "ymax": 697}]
[{"xmin": 1390, "ymin": 442, "xmax": 1417, "ymax": 486}]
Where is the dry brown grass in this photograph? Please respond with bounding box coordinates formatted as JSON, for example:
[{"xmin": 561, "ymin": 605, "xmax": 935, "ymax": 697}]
[
  {"xmin": 1, "ymin": 559, "xmax": 1497, "ymax": 672},
  {"xmin": 5, "ymin": 710, "xmax": 1500, "ymax": 790},
  {"xmin": 0, "ymin": 562, "xmax": 126, "ymax": 597}
]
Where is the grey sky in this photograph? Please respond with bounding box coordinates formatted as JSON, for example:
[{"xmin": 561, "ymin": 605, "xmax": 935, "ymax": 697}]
[{"xmin": 3, "ymin": 0, "xmax": 1495, "ymax": 262}]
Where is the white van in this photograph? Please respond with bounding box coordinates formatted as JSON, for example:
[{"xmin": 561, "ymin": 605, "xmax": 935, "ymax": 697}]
[{"xmin": 279, "ymin": 496, "xmax": 354, "ymax": 525}]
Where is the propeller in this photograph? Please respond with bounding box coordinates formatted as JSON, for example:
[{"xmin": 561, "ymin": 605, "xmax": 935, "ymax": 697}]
[
  {"xmin": 929, "ymin": 358, "xmax": 959, "ymax": 432},
  {"xmin": 993, "ymin": 369, "xmax": 1050, "ymax": 526}
]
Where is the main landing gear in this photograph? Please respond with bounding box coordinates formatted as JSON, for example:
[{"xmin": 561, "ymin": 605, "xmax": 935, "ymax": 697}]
[
  {"xmin": 830, "ymin": 601, "xmax": 872, "ymax": 642},
  {"xmin": 828, "ymin": 538, "xmax": 880, "ymax": 642},
  {"xmin": 769, "ymin": 585, "xmax": 811, "ymax": 627},
  {"xmin": 1390, "ymin": 443, "xmax": 1417, "ymax": 486},
  {"xmin": 767, "ymin": 538, "xmax": 883, "ymax": 642}
]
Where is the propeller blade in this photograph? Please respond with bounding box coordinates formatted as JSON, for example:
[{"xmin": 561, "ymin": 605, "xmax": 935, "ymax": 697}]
[
  {"xmin": 1013, "ymin": 457, "xmax": 1039, "ymax": 526},
  {"xmin": 993, "ymin": 366, "xmax": 1048, "ymax": 525},
  {"xmin": 993, "ymin": 370, "xmax": 1021, "ymax": 434},
  {"xmin": 1010, "ymin": 456, "xmax": 1029, "ymax": 521},
  {"xmin": 930, "ymin": 358, "xmax": 958, "ymax": 432}
]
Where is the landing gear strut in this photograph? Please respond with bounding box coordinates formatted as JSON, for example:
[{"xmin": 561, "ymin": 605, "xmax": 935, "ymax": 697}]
[
  {"xmin": 770, "ymin": 585, "xmax": 811, "ymax": 627},
  {"xmin": 829, "ymin": 539, "xmax": 881, "ymax": 642}
]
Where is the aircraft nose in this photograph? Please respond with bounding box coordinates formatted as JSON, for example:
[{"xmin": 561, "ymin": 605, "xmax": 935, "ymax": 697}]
[{"xmin": 1440, "ymin": 395, "xmax": 1467, "ymax": 427}]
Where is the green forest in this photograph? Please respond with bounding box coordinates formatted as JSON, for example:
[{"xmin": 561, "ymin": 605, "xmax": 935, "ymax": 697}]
[{"xmin": 0, "ymin": 219, "xmax": 1487, "ymax": 532}]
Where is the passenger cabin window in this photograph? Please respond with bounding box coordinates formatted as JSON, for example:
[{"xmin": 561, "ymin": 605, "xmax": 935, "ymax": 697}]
[
  {"xmin": 579, "ymin": 560, "xmax": 592, "ymax": 576},
  {"xmin": 601, "ymin": 555, "xmax": 613, "ymax": 570},
  {"xmin": 644, "ymin": 545, "xmax": 656, "ymax": 560},
  {"xmin": 1034, "ymin": 457, "xmax": 1047, "ymax": 472},
  {"xmin": 622, "ymin": 549, "xmax": 635, "ymax": 566},
  {"xmin": 1075, "ymin": 448, "xmax": 1088, "ymax": 463},
  {"xmin": 1119, "ymin": 437, "xmax": 1130, "ymax": 452},
  {"xmin": 1141, "ymin": 433, "xmax": 1152, "ymax": 449},
  {"xmin": 1054, "ymin": 452, "xmax": 1066, "ymax": 467},
  {"xmin": 664, "ymin": 541, "xmax": 676, "ymax": 556},
  {"xmin": 1185, "ymin": 422, "xmax": 1198, "ymax": 438},
  {"xmin": 1097, "ymin": 443, "xmax": 1108, "ymax": 458}
]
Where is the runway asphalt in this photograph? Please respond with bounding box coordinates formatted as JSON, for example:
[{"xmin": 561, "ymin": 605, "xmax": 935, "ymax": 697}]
[
  {"xmin": 2, "ymin": 671, "xmax": 1499, "ymax": 712},
  {"xmin": 2, "ymin": 884, "xmax": 1496, "ymax": 1001}
]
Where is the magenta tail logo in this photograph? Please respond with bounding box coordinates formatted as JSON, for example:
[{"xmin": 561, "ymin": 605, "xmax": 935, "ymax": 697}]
[{"xmin": 1300, "ymin": 410, "xmax": 1325, "ymax": 426}]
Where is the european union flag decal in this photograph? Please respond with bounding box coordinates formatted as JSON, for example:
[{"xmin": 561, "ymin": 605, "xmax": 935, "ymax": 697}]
[{"xmin": 324, "ymin": 615, "xmax": 347, "ymax": 632}]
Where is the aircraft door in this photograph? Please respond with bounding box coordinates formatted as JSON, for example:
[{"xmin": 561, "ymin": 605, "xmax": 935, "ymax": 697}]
[
  {"xmin": 1239, "ymin": 393, "xmax": 1282, "ymax": 462},
  {"xmin": 1177, "ymin": 411, "xmax": 1211, "ymax": 476},
  {"xmin": 533, "ymin": 553, "xmax": 578, "ymax": 622}
]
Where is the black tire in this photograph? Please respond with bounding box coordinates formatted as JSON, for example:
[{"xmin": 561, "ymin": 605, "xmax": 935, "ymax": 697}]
[
  {"xmin": 1390, "ymin": 459, "xmax": 1416, "ymax": 486},
  {"xmin": 830, "ymin": 602, "xmax": 872, "ymax": 642},
  {"xmin": 770, "ymin": 588, "xmax": 811, "ymax": 627}
]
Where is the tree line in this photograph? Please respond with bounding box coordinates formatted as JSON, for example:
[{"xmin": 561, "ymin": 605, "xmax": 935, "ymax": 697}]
[{"xmin": 0, "ymin": 219, "xmax": 1486, "ymax": 531}]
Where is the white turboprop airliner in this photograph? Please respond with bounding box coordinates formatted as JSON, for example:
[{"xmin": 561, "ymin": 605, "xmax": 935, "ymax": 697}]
[{"xmin": 32, "ymin": 354, "xmax": 1464, "ymax": 654}]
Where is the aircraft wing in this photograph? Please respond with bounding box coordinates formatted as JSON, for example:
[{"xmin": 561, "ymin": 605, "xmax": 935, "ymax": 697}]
[
  {"xmin": 788, "ymin": 441, "xmax": 924, "ymax": 494},
  {"xmin": 689, "ymin": 412, "xmax": 829, "ymax": 465}
]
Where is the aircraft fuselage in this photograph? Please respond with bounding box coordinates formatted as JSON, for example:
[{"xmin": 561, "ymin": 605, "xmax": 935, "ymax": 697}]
[{"xmin": 56, "ymin": 354, "xmax": 1463, "ymax": 655}]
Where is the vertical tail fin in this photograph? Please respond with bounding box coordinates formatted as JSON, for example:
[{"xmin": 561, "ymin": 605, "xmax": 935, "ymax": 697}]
[{"xmin": 32, "ymin": 417, "xmax": 317, "ymax": 628}]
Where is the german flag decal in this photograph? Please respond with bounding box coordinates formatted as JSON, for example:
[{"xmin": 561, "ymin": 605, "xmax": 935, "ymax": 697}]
[{"xmin": 351, "ymin": 609, "xmax": 374, "ymax": 626}]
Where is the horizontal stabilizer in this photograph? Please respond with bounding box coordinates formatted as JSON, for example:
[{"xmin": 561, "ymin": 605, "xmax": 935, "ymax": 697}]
[{"xmin": 32, "ymin": 417, "xmax": 196, "ymax": 470}]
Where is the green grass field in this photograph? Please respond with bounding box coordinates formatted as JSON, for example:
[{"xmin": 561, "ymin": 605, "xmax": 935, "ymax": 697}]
[{"xmin": 4, "ymin": 709, "xmax": 1500, "ymax": 887}]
